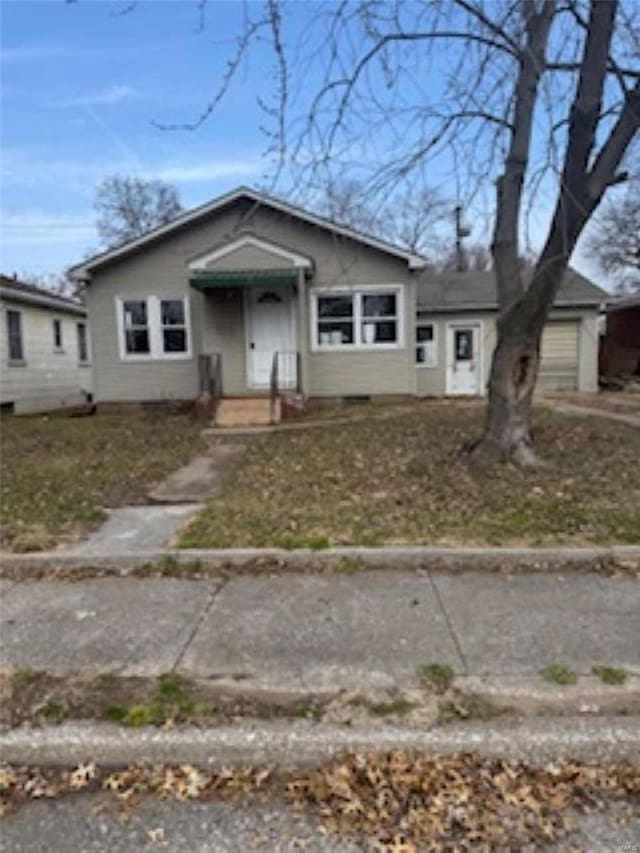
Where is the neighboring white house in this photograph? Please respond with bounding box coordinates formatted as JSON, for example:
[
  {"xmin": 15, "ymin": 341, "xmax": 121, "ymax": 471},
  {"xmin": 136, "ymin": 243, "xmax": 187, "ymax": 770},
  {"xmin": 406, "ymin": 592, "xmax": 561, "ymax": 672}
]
[{"xmin": 0, "ymin": 275, "xmax": 93, "ymax": 414}]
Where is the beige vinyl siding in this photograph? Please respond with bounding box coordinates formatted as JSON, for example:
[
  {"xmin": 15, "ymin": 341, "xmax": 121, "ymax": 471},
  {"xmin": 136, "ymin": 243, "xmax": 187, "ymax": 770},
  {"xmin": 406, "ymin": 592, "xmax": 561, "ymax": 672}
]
[
  {"xmin": 87, "ymin": 279, "xmax": 203, "ymax": 403},
  {"xmin": 87, "ymin": 199, "xmax": 414, "ymax": 402},
  {"xmin": 0, "ymin": 299, "xmax": 92, "ymax": 412},
  {"xmin": 416, "ymin": 313, "xmax": 496, "ymax": 397},
  {"xmin": 539, "ymin": 320, "xmax": 579, "ymax": 391},
  {"xmin": 415, "ymin": 309, "xmax": 597, "ymax": 396},
  {"xmin": 307, "ymin": 278, "xmax": 416, "ymax": 398}
]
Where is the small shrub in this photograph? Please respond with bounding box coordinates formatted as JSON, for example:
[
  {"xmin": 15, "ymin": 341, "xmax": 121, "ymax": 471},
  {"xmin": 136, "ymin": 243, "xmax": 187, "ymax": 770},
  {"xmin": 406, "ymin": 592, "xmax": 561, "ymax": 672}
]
[
  {"xmin": 417, "ymin": 663, "xmax": 455, "ymax": 693},
  {"xmin": 541, "ymin": 664, "xmax": 577, "ymax": 686},
  {"xmin": 123, "ymin": 703, "xmax": 163, "ymax": 727},
  {"xmin": 13, "ymin": 668, "xmax": 39, "ymax": 688},
  {"xmin": 38, "ymin": 700, "xmax": 66, "ymax": 723},
  {"xmin": 156, "ymin": 672, "xmax": 188, "ymax": 702},
  {"xmin": 592, "ymin": 665, "xmax": 628, "ymax": 686},
  {"xmin": 103, "ymin": 705, "xmax": 128, "ymax": 723}
]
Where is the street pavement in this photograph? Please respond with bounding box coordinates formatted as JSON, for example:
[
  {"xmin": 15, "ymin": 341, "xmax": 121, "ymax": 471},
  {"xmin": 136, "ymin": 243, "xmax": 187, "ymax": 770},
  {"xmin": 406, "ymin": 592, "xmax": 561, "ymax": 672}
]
[{"xmin": 1, "ymin": 791, "xmax": 638, "ymax": 852}]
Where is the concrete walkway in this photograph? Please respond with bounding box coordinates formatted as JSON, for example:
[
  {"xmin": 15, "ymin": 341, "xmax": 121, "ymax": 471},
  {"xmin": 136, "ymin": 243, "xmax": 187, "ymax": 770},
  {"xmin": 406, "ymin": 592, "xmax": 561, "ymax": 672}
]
[
  {"xmin": 65, "ymin": 504, "xmax": 203, "ymax": 556},
  {"xmin": 1, "ymin": 569, "xmax": 638, "ymax": 691},
  {"xmin": 540, "ymin": 398, "xmax": 640, "ymax": 427}
]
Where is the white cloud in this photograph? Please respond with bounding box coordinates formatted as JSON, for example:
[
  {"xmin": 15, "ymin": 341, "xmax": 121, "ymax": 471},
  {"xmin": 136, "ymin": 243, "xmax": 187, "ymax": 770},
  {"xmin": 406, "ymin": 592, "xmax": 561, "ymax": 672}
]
[
  {"xmin": 151, "ymin": 160, "xmax": 263, "ymax": 183},
  {"xmin": 1, "ymin": 149, "xmax": 263, "ymax": 190},
  {"xmin": 50, "ymin": 85, "xmax": 139, "ymax": 108},
  {"xmin": 0, "ymin": 211, "xmax": 96, "ymax": 245}
]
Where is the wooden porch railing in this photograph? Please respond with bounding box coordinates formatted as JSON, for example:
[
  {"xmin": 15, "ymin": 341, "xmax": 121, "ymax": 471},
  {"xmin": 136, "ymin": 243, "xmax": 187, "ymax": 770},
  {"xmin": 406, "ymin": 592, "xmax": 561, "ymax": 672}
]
[
  {"xmin": 198, "ymin": 353, "xmax": 223, "ymax": 412},
  {"xmin": 270, "ymin": 350, "xmax": 301, "ymax": 423}
]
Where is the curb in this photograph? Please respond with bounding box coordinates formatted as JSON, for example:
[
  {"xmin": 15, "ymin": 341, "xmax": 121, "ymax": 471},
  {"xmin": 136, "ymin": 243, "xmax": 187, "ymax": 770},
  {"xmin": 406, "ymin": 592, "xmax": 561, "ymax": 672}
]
[
  {"xmin": 1, "ymin": 544, "xmax": 639, "ymax": 574},
  {"xmin": 2, "ymin": 717, "xmax": 639, "ymax": 768}
]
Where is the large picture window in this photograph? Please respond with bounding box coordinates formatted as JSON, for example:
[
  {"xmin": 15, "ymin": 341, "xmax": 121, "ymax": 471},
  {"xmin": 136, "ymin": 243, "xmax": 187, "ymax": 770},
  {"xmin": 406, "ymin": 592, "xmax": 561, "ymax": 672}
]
[
  {"xmin": 116, "ymin": 295, "xmax": 191, "ymax": 360},
  {"xmin": 313, "ymin": 287, "xmax": 402, "ymax": 350}
]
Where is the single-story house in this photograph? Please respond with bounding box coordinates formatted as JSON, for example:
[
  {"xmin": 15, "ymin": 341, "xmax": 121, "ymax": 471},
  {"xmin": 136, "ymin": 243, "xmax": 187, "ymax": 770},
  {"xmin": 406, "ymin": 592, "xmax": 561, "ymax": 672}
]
[
  {"xmin": 69, "ymin": 186, "xmax": 605, "ymax": 424},
  {"xmin": 0, "ymin": 275, "xmax": 92, "ymax": 414},
  {"xmin": 599, "ymin": 292, "xmax": 640, "ymax": 379}
]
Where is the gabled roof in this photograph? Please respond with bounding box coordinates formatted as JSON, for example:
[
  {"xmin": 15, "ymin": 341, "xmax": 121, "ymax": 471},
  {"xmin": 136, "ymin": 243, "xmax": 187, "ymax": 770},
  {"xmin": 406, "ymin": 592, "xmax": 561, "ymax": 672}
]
[
  {"xmin": 69, "ymin": 186, "xmax": 427, "ymax": 279},
  {"xmin": 417, "ymin": 268, "xmax": 607, "ymax": 312},
  {"xmin": 0, "ymin": 274, "xmax": 86, "ymax": 316}
]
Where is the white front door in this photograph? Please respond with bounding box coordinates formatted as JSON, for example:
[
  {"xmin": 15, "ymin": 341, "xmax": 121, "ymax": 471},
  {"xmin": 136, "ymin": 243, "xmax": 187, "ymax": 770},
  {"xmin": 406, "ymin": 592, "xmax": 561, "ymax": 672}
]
[
  {"xmin": 447, "ymin": 323, "xmax": 481, "ymax": 395},
  {"xmin": 247, "ymin": 287, "xmax": 295, "ymax": 388}
]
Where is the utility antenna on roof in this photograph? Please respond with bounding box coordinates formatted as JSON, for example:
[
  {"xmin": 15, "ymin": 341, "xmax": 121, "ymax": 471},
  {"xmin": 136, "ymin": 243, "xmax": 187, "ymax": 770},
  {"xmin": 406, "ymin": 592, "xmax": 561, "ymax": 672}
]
[{"xmin": 454, "ymin": 205, "xmax": 471, "ymax": 273}]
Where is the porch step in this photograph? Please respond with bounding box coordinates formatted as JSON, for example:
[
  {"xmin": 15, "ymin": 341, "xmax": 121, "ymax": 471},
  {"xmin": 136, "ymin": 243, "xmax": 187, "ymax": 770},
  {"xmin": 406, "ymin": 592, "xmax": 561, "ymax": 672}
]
[{"xmin": 214, "ymin": 397, "xmax": 281, "ymax": 428}]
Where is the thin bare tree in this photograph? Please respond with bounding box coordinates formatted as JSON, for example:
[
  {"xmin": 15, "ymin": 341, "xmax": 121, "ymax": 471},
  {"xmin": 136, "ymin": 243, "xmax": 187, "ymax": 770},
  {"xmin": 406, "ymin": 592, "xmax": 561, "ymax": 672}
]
[
  {"xmin": 154, "ymin": 1, "xmax": 640, "ymax": 463},
  {"xmin": 95, "ymin": 175, "xmax": 183, "ymax": 249},
  {"xmin": 586, "ymin": 176, "xmax": 640, "ymax": 293},
  {"xmin": 314, "ymin": 178, "xmax": 451, "ymax": 261}
]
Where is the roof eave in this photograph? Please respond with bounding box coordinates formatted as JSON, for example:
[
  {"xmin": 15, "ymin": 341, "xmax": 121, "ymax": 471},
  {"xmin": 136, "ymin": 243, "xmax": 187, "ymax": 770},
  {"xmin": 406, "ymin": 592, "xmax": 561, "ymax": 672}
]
[{"xmin": 0, "ymin": 287, "xmax": 86, "ymax": 315}]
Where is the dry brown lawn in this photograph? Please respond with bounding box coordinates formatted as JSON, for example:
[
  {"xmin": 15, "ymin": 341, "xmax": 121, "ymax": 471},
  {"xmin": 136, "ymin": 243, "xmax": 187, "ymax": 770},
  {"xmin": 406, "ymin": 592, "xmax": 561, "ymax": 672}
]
[{"xmin": 180, "ymin": 403, "xmax": 640, "ymax": 548}]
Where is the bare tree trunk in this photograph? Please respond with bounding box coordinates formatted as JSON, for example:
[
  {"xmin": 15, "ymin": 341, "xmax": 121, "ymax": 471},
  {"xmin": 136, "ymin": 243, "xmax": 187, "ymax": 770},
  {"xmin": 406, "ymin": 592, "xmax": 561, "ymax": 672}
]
[
  {"xmin": 470, "ymin": 0, "xmax": 639, "ymax": 468},
  {"xmin": 475, "ymin": 325, "xmax": 540, "ymax": 467}
]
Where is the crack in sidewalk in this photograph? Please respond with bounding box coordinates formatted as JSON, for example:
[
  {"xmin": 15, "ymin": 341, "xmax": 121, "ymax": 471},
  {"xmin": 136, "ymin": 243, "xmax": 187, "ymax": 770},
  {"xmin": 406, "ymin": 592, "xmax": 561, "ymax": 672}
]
[
  {"xmin": 171, "ymin": 577, "xmax": 229, "ymax": 672},
  {"xmin": 428, "ymin": 572, "xmax": 469, "ymax": 676}
]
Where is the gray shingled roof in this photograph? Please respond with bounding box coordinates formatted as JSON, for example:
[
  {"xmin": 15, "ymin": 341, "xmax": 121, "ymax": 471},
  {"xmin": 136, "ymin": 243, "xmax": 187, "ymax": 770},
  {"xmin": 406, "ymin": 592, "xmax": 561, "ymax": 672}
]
[
  {"xmin": 0, "ymin": 275, "xmax": 86, "ymax": 316},
  {"xmin": 417, "ymin": 268, "xmax": 607, "ymax": 312}
]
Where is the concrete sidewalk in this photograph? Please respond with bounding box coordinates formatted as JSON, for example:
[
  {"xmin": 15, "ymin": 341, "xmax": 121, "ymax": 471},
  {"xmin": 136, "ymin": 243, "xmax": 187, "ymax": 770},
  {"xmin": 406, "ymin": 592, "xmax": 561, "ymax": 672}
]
[{"xmin": 1, "ymin": 569, "xmax": 638, "ymax": 692}]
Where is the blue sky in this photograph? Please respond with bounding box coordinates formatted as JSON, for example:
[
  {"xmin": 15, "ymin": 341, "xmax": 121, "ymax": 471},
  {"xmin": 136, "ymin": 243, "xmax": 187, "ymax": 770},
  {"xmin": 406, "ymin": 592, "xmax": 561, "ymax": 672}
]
[
  {"xmin": 1, "ymin": 0, "xmax": 277, "ymax": 276},
  {"xmin": 0, "ymin": 0, "xmax": 617, "ymax": 286}
]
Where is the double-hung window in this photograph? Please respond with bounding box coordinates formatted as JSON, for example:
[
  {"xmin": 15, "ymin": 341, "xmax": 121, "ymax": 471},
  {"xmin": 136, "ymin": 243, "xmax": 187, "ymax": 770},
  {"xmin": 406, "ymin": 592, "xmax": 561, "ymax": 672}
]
[
  {"xmin": 117, "ymin": 295, "xmax": 191, "ymax": 360},
  {"xmin": 6, "ymin": 309, "xmax": 24, "ymax": 363},
  {"xmin": 160, "ymin": 299, "xmax": 188, "ymax": 354},
  {"xmin": 416, "ymin": 323, "xmax": 437, "ymax": 366},
  {"xmin": 313, "ymin": 286, "xmax": 402, "ymax": 350},
  {"xmin": 122, "ymin": 300, "xmax": 150, "ymax": 355}
]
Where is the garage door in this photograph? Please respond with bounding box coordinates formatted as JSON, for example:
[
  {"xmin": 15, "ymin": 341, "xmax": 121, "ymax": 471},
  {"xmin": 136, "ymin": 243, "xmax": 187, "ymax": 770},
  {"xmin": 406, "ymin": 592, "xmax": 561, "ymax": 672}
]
[{"xmin": 539, "ymin": 321, "xmax": 579, "ymax": 391}]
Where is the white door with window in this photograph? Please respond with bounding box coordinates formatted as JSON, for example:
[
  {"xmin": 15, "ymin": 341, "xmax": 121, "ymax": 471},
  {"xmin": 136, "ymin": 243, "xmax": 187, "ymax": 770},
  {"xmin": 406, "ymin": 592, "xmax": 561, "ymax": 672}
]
[
  {"xmin": 247, "ymin": 287, "xmax": 295, "ymax": 388},
  {"xmin": 446, "ymin": 323, "xmax": 482, "ymax": 395}
]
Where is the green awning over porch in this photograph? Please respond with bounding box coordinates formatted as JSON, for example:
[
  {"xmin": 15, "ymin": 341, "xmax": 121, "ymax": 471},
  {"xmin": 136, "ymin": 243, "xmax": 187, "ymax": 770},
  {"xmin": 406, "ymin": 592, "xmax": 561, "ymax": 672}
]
[{"xmin": 189, "ymin": 268, "xmax": 299, "ymax": 290}]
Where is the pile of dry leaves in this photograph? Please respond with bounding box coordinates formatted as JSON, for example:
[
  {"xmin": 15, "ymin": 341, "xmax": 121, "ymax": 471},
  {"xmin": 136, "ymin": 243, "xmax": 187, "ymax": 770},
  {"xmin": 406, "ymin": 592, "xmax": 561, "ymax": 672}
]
[
  {"xmin": 286, "ymin": 751, "xmax": 640, "ymax": 851},
  {"xmin": 1, "ymin": 751, "xmax": 638, "ymax": 850}
]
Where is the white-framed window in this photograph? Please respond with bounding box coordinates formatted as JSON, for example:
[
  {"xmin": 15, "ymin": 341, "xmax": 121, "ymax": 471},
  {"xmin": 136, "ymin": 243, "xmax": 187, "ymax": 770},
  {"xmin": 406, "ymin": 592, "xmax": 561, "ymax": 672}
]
[
  {"xmin": 53, "ymin": 318, "xmax": 63, "ymax": 351},
  {"xmin": 115, "ymin": 295, "xmax": 192, "ymax": 361},
  {"xmin": 6, "ymin": 309, "xmax": 24, "ymax": 363},
  {"xmin": 311, "ymin": 285, "xmax": 403, "ymax": 350},
  {"xmin": 416, "ymin": 323, "xmax": 437, "ymax": 367},
  {"xmin": 77, "ymin": 322, "xmax": 89, "ymax": 364},
  {"xmin": 160, "ymin": 298, "xmax": 188, "ymax": 354}
]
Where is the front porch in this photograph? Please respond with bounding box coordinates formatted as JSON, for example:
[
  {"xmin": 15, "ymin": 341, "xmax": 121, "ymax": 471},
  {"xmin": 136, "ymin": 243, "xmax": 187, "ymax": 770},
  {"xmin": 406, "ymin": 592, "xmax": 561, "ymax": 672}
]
[{"xmin": 188, "ymin": 234, "xmax": 312, "ymax": 426}]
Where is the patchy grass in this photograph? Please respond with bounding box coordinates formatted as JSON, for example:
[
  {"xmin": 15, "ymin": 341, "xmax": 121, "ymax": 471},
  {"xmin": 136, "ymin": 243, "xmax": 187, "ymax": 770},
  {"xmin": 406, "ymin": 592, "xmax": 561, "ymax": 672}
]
[
  {"xmin": 178, "ymin": 405, "xmax": 640, "ymax": 548},
  {"xmin": 417, "ymin": 662, "xmax": 455, "ymax": 693},
  {"xmin": 592, "ymin": 665, "xmax": 629, "ymax": 686},
  {"xmin": 541, "ymin": 663, "xmax": 578, "ymax": 686},
  {"xmin": 0, "ymin": 411, "xmax": 204, "ymax": 552},
  {"xmin": 437, "ymin": 695, "xmax": 512, "ymax": 723},
  {"xmin": 0, "ymin": 670, "xmax": 326, "ymax": 728}
]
